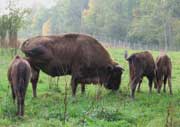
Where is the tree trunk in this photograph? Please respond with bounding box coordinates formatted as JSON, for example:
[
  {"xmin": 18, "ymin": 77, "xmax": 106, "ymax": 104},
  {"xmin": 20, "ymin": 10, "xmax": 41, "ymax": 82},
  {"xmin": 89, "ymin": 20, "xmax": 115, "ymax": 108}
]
[
  {"xmin": 164, "ymin": 21, "xmax": 168, "ymax": 51},
  {"xmin": 9, "ymin": 30, "xmax": 18, "ymax": 56}
]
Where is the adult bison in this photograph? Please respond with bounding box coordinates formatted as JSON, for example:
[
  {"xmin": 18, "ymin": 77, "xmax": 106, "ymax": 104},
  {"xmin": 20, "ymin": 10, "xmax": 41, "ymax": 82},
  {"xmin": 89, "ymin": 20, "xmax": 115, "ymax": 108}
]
[
  {"xmin": 8, "ymin": 55, "xmax": 31, "ymax": 116},
  {"xmin": 21, "ymin": 33, "xmax": 124, "ymax": 97},
  {"xmin": 125, "ymin": 51, "xmax": 156, "ymax": 99},
  {"xmin": 155, "ymin": 53, "xmax": 172, "ymax": 95}
]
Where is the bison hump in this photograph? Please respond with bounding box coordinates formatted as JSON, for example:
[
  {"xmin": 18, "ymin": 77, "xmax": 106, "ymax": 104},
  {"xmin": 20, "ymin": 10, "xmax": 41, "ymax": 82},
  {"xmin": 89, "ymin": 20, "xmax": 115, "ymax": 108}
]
[{"xmin": 63, "ymin": 33, "xmax": 79, "ymax": 39}]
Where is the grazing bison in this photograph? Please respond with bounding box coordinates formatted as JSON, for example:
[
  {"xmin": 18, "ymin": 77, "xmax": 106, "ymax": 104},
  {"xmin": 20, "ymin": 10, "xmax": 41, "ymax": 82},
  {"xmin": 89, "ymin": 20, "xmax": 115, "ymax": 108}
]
[
  {"xmin": 21, "ymin": 33, "xmax": 124, "ymax": 97},
  {"xmin": 8, "ymin": 55, "xmax": 31, "ymax": 116},
  {"xmin": 125, "ymin": 51, "xmax": 156, "ymax": 99},
  {"xmin": 155, "ymin": 53, "xmax": 172, "ymax": 95}
]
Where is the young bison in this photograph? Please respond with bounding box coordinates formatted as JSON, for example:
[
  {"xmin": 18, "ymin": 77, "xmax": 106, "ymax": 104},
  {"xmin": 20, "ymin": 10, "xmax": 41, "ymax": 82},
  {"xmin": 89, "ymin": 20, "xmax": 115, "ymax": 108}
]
[
  {"xmin": 125, "ymin": 51, "xmax": 156, "ymax": 99},
  {"xmin": 8, "ymin": 55, "xmax": 31, "ymax": 116},
  {"xmin": 155, "ymin": 53, "xmax": 172, "ymax": 95}
]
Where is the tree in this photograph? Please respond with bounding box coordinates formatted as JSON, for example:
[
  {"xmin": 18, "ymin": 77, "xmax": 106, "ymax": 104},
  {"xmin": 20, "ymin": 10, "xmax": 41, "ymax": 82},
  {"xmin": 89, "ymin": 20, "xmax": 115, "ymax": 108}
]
[
  {"xmin": 82, "ymin": 0, "xmax": 130, "ymax": 40},
  {"xmin": 0, "ymin": 15, "xmax": 9, "ymax": 47},
  {"xmin": 7, "ymin": 0, "xmax": 30, "ymax": 48},
  {"xmin": 17, "ymin": 0, "xmax": 180, "ymax": 50}
]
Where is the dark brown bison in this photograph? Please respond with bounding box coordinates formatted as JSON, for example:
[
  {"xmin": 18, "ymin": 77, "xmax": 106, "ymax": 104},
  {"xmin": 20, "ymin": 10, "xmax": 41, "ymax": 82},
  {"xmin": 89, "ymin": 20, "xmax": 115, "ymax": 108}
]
[
  {"xmin": 125, "ymin": 51, "xmax": 156, "ymax": 99},
  {"xmin": 155, "ymin": 53, "xmax": 172, "ymax": 95},
  {"xmin": 21, "ymin": 33, "xmax": 124, "ymax": 97},
  {"xmin": 8, "ymin": 55, "xmax": 31, "ymax": 116}
]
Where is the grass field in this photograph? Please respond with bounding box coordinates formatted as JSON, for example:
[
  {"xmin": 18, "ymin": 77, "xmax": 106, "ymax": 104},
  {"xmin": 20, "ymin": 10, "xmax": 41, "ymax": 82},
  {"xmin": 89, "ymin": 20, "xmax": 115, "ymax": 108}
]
[{"xmin": 0, "ymin": 48, "xmax": 179, "ymax": 127}]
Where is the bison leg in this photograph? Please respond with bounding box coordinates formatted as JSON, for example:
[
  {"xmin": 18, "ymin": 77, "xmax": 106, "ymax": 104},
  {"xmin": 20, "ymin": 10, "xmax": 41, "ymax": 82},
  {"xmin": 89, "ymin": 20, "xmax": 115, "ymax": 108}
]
[
  {"xmin": 163, "ymin": 76, "xmax": 168, "ymax": 93},
  {"xmin": 21, "ymin": 97, "xmax": 25, "ymax": 116},
  {"xmin": 17, "ymin": 96, "xmax": 20, "ymax": 116},
  {"xmin": 19, "ymin": 97, "xmax": 24, "ymax": 116},
  {"xmin": 148, "ymin": 78, "xmax": 153, "ymax": 94},
  {"xmin": 81, "ymin": 84, "xmax": 85, "ymax": 94},
  {"xmin": 154, "ymin": 78, "xmax": 158, "ymax": 89},
  {"xmin": 168, "ymin": 77, "xmax": 172, "ymax": 95},
  {"xmin": 17, "ymin": 96, "xmax": 24, "ymax": 116},
  {"xmin": 137, "ymin": 83, "xmax": 141, "ymax": 92},
  {"xmin": 31, "ymin": 68, "xmax": 40, "ymax": 97},
  {"xmin": 157, "ymin": 80, "xmax": 163, "ymax": 93},
  {"xmin": 130, "ymin": 76, "xmax": 141, "ymax": 99},
  {"xmin": 137, "ymin": 78, "xmax": 142, "ymax": 92},
  {"xmin": 10, "ymin": 85, "xmax": 16, "ymax": 103},
  {"xmin": 71, "ymin": 77, "xmax": 78, "ymax": 96}
]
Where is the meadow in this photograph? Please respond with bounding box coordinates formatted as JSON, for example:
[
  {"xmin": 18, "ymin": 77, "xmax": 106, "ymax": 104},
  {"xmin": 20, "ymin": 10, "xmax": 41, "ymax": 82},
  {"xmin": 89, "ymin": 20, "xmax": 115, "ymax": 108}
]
[{"xmin": 0, "ymin": 48, "xmax": 179, "ymax": 127}]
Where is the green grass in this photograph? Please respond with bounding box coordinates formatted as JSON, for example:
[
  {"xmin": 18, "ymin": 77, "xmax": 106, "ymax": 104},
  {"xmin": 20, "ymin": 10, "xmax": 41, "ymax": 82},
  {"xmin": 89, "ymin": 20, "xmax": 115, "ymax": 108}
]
[{"xmin": 0, "ymin": 48, "xmax": 180, "ymax": 127}]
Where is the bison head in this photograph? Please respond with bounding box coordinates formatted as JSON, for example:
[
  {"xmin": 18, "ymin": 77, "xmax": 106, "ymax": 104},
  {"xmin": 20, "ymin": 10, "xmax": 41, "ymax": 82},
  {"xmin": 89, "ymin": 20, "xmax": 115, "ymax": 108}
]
[{"xmin": 104, "ymin": 64, "xmax": 124, "ymax": 90}]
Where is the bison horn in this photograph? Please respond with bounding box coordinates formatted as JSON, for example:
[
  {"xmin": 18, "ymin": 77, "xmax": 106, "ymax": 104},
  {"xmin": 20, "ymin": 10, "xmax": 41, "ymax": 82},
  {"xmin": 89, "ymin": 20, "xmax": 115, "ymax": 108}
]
[{"xmin": 115, "ymin": 65, "xmax": 124, "ymax": 71}]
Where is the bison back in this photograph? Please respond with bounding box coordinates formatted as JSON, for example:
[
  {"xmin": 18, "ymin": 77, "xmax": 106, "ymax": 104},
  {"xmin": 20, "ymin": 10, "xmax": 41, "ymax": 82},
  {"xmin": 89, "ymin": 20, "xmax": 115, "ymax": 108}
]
[{"xmin": 21, "ymin": 33, "xmax": 113, "ymax": 76}]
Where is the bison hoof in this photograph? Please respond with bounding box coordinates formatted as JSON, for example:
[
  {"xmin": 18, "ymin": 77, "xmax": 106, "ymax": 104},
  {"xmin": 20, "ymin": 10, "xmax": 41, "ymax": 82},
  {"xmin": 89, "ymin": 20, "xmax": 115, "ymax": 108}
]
[
  {"xmin": 16, "ymin": 112, "xmax": 23, "ymax": 117},
  {"xmin": 130, "ymin": 95, "xmax": 135, "ymax": 100},
  {"xmin": 71, "ymin": 97, "xmax": 77, "ymax": 103},
  {"xmin": 131, "ymin": 97, "xmax": 135, "ymax": 101},
  {"xmin": 81, "ymin": 92, "xmax": 86, "ymax": 96},
  {"xmin": 137, "ymin": 90, "xmax": 141, "ymax": 93},
  {"xmin": 157, "ymin": 92, "xmax": 161, "ymax": 95}
]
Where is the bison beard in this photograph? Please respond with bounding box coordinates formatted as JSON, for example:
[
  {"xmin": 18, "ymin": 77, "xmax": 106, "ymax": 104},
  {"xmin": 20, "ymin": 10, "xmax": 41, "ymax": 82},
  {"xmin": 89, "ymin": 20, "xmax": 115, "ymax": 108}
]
[
  {"xmin": 125, "ymin": 51, "xmax": 156, "ymax": 99},
  {"xmin": 21, "ymin": 33, "xmax": 124, "ymax": 97},
  {"xmin": 155, "ymin": 54, "xmax": 172, "ymax": 95},
  {"xmin": 8, "ymin": 55, "xmax": 31, "ymax": 116}
]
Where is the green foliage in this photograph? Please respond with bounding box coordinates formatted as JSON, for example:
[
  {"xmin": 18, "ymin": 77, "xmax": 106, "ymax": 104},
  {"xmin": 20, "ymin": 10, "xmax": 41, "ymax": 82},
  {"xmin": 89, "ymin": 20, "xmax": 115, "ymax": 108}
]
[
  {"xmin": 0, "ymin": 15, "xmax": 9, "ymax": 38},
  {"xmin": 16, "ymin": 0, "xmax": 180, "ymax": 49},
  {"xmin": 0, "ymin": 0, "xmax": 30, "ymax": 48},
  {"xmin": 8, "ymin": 8, "xmax": 30, "ymax": 33},
  {"xmin": 82, "ymin": 0, "xmax": 129, "ymax": 40}
]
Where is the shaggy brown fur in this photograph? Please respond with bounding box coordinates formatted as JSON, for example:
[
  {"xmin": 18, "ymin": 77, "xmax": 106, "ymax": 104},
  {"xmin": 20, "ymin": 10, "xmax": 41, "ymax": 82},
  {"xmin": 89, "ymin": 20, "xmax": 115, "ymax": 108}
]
[
  {"xmin": 21, "ymin": 33, "xmax": 124, "ymax": 97},
  {"xmin": 155, "ymin": 54, "xmax": 172, "ymax": 94},
  {"xmin": 8, "ymin": 55, "xmax": 31, "ymax": 116},
  {"xmin": 125, "ymin": 51, "xmax": 156, "ymax": 99}
]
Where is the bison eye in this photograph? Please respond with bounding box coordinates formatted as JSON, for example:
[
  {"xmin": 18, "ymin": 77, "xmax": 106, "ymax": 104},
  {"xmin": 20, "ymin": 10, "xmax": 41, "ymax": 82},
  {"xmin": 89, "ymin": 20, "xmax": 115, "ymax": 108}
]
[{"xmin": 107, "ymin": 65, "xmax": 113, "ymax": 72}]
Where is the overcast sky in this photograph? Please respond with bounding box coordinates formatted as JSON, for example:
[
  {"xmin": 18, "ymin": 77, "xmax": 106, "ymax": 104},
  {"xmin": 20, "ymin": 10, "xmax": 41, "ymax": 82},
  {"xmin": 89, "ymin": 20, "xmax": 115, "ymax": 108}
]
[{"xmin": 0, "ymin": 0, "xmax": 55, "ymax": 14}]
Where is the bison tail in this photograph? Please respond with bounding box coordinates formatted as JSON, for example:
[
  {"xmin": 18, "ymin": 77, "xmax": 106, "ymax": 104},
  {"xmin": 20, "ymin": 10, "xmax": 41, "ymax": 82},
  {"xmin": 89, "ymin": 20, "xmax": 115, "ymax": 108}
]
[
  {"xmin": 20, "ymin": 40, "xmax": 33, "ymax": 56},
  {"xmin": 124, "ymin": 50, "xmax": 128, "ymax": 60},
  {"xmin": 124, "ymin": 50, "xmax": 132, "ymax": 62},
  {"xmin": 20, "ymin": 39, "xmax": 29, "ymax": 52},
  {"xmin": 17, "ymin": 67, "xmax": 29, "ymax": 94},
  {"xmin": 18, "ymin": 78, "xmax": 25, "ymax": 92},
  {"xmin": 20, "ymin": 40, "xmax": 30, "ymax": 57},
  {"xmin": 18, "ymin": 62, "xmax": 30, "ymax": 81}
]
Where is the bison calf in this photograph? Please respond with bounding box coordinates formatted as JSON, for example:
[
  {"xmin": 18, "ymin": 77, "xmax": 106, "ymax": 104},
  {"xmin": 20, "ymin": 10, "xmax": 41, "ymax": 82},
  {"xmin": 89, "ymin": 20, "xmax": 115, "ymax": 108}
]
[
  {"xmin": 8, "ymin": 55, "xmax": 31, "ymax": 116},
  {"xmin": 125, "ymin": 51, "xmax": 156, "ymax": 99},
  {"xmin": 155, "ymin": 54, "xmax": 172, "ymax": 95}
]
